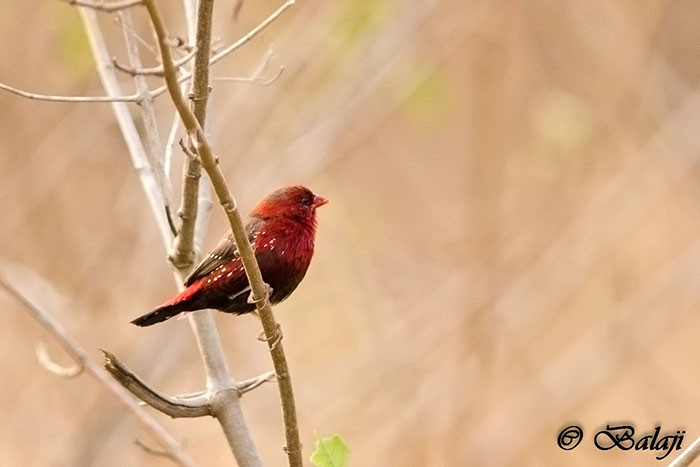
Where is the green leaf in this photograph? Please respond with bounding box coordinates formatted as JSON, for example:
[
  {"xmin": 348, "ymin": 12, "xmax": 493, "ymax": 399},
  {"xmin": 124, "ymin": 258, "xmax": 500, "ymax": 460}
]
[{"xmin": 310, "ymin": 434, "xmax": 349, "ymax": 467}]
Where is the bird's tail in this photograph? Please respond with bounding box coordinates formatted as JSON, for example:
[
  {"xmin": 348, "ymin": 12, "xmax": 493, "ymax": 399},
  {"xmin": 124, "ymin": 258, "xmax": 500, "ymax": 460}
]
[{"xmin": 131, "ymin": 283, "xmax": 202, "ymax": 327}]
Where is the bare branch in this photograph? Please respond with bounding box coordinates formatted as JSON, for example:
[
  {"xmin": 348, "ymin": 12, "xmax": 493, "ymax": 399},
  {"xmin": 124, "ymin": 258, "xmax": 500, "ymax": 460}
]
[
  {"xmin": 0, "ymin": 1, "xmax": 293, "ymax": 105},
  {"xmin": 213, "ymin": 67, "xmax": 283, "ymax": 86},
  {"xmin": 142, "ymin": 1, "xmax": 302, "ymax": 464},
  {"xmin": 153, "ymin": 0, "xmax": 294, "ymax": 91},
  {"xmin": 112, "ymin": 49, "xmax": 197, "ymax": 77},
  {"xmin": 35, "ymin": 342, "xmax": 84, "ymax": 378},
  {"xmin": 58, "ymin": 0, "xmax": 143, "ymax": 12},
  {"xmin": 209, "ymin": 1, "xmax": 295, "ymax": 68},
  {"xmin": 236, "ymin": 371, "xmax": 276, "ymax": 395},
  {"xmin": 213, "ymin": 46, "xmax": 284, "ymax": 86},
  {"xmin": 0, "ymin": 274, "xmax": 197, "ymax": 467},
  {"xmin": 113, "ymin": 14, "xmax": 160, "ymax": 57},
  {"xmin": 0, "ymin": 80, "xmax": 144, "ymax": 103},
  {"xmin": 169, "ymin": 372, "xmax": 274, "ymax": 401},
  {"xmin": 102, "ymin": 350, "xmax": 211, "ymax": 418},
  {"xmin": 170, "ymin": 0, "xmax": 215, "ymax": 271}
]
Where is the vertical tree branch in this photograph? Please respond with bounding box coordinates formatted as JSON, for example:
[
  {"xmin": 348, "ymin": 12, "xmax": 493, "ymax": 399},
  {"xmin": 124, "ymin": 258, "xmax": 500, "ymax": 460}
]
[
  {"xmin": 169, "ymin": 0, "xmax": 216, "ymax": 269},
  {"xmin": 170, "ymin": 152, "xmax": 200, "ymax": 268},
  {"xmin": 142, "ymin": 0, "xmax": 303, "ymax": 464},
  {"xmin": 77, "ymin": 3, "xmax": 261, "ymax": 465},
  {"xmin": 176, "ymin": 0, "xmax": 263, "ymax": 465}
]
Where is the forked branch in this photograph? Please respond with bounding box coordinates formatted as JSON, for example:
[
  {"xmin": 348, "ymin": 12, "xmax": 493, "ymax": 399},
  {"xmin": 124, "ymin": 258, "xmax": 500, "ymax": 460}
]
[
  {"xmin": 102, "ymin": 350, "xmax": 211, "ymax": 418},
  {"xmin": 142, "ymin": 0, "xmax": 303, "ymax": 464}
]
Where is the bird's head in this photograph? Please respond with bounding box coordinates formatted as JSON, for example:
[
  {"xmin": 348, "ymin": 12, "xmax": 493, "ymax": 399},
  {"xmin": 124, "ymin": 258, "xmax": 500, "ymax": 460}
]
[{"xmin": 251, "ymin": 185, "xmax": 329, "ymax": 223}]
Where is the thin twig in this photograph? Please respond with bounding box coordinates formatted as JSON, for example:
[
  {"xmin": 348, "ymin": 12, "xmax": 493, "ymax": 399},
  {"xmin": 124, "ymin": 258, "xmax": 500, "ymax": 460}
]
[
  {"xmin": 213, "ymin": 46, "xmax": 284, "ymax": 86},
  {"xmin": 112, "ymin": 49, "xmax": 197, "ymax": 77},
  {"xmin": 160, "ymin": 0, "xmax": 295, "ymax": 89},
  {"xmin": 0, "ymin": 2, "xmax": 293, "ymax": 105},
  {"xmin": 170, "ymin": 370, "xmax": 274, "ymax": 401},
  {"xmin": 236, "ymin": 371, "xmax": 276, "ymax": 395},
  {"xmin": 0, "ymin": 275, "xmax": 197, "ymax": 467},
  {"xmin": 0, "ymin": 80, "xmax": 143, "ymax": 102},
  {"xmin": 178, "ymin": 138, "xmax": 198, "ymax": 160},
  {"xmin": 142, "ymin": 1, "xmax": 302, "ymax": 464},
  {"xmin": 209, "ymin": 1, "xmax": 295, "ymax": 68},
  {"xmin": 57, "ymin": 0, "xmax": 143, "ymax": 12},
  {"xmin": 213, "ymin": 67, "xmax": 284, "ymax": 86},
  {"xmin": 173, "ymin": 0, "xmax": 263, "ymax": 465},
  {"xmin": 112, "ymin": 15, "xmax": 160, "ymax": 57}
]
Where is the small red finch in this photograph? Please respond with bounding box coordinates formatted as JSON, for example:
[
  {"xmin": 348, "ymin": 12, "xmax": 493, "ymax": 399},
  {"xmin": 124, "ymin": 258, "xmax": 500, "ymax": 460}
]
[{"xmin": 131, "ymin": 185, "xmax": 328, "ymax": 327}]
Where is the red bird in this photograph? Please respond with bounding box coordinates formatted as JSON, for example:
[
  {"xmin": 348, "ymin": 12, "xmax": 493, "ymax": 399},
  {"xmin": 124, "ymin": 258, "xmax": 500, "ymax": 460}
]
[{"xmin": 131, "ymin": 185, "xmax": 328, "ymax": 327}]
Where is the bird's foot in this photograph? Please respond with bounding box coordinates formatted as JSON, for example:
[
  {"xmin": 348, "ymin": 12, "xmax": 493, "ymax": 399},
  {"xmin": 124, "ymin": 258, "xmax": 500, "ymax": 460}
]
[
  {"xmin": 257, "ymin": 323, "xmax": 283, "ymax": 350},
  {"xmin": 247, "ymin": 283, "xmax": 273, "ymax": 306}
]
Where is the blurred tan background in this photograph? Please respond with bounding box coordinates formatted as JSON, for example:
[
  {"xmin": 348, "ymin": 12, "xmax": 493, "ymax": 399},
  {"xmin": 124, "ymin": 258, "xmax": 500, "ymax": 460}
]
[{"xmin": 2, "ymin": 0, "xmax": 700, "ymax": 466}]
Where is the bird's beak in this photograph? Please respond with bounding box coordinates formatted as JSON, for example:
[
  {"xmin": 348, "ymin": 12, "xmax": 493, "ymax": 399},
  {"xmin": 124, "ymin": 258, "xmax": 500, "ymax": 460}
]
[{"xmin": 312, "ymin": 195, "xmax": 329, "ymax": 209}]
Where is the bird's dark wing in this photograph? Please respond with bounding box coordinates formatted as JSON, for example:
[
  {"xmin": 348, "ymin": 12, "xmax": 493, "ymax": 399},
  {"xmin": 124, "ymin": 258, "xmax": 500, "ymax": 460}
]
[{"xmin": 184, "ymin": 217, "xmax": 263, "ymax": 286}]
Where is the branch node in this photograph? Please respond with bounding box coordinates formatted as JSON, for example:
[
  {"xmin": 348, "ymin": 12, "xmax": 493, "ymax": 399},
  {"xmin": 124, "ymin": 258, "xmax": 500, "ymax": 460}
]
[
  {"xmin": 178, "ymin": 138, "xmax": 199, "ymax": 161},
  {"xmin": 163, "ymin": 36, "xmax": 181, "ymax": 48},
  {"xmin": 101, "ymin": 349, "xmax": 211, "ymax": 418},
  {"xmin": 188, "ymin": 92, "xmax": 208, "ymax": 102},
  {"xmin": 235, "ymin": 371, "xmax": 276, "ymax": 395}
]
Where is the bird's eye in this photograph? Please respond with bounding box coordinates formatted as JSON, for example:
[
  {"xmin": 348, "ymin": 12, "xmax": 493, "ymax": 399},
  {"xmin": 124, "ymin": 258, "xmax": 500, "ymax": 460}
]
[{"xmin": 301, "ymin": 198, "xmax": 312, "ymax": 206}]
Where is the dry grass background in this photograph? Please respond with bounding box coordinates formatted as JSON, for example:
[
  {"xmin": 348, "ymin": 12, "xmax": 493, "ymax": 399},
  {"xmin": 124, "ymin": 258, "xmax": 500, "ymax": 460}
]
[{"xmin": 1, "ymin": 0, "xmax": 700, "ymax": 466}]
